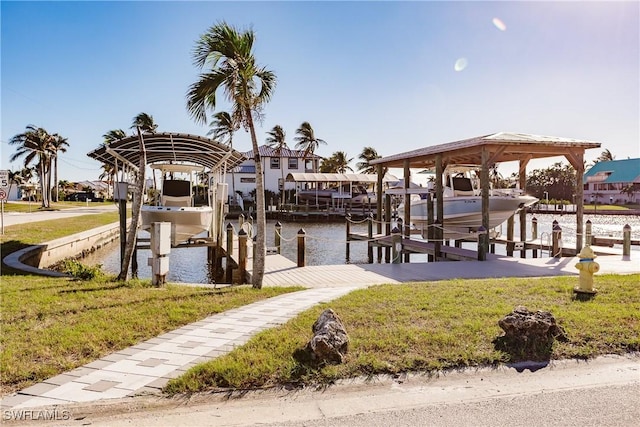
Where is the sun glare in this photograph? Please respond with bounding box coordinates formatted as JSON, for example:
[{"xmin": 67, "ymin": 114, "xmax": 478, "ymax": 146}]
[
  {"xmin": 492, "ymin": 17, "xmax": 507, "ymax": 31},
  {"xmin": 454, "ymin": 58, "xmax": 468, "ymax": 72}
]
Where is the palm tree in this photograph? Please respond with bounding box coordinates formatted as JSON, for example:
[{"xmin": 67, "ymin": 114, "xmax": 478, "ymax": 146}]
[
  {"xmin": 265, "ymin": 125, "xmax": 288, "ymax": 205},
  {"xmin": 357, "ymin": 146, "xmax": 387, "ymax": 175},
  {"xmin": 9, "ymin": 125, "xmax": 55, "ymax": 208},
  {"xmin": 328, "ymin": 151, "xmax": 353, "ymax": 173},
  {"xmin": 102, "ymin": 129, "xmax": 127, "ymax": 145},
  {"xmin": 8, "ymin": 170, "xmax": 23, "ymax": 200},
  {"xmin": 294, "ymin": 122, "xmax": 326, "ymax": 172},
  {"xmin": 186, "ymin": 21, "xmax": 276, "ymax": 289},
  {"xmin": 594, "ymin": 149, "xmax": 615, "ymax": 163},
  {"xmin": 207, "ymin": 111, "xmax": 237, "ymax": 146},
  {"xmin": 50, "ymin": 133, "xmax": 69, "ymax": 202},
  {"xmin": 131, "ymin": 112, "xmax": 158, "ymax": 133}
]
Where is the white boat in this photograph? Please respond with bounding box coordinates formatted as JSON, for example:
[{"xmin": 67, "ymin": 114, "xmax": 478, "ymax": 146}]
[
  {"xmin": 141, "ymin": 163, "xmax": 218, "ymax": 246},
  {"xmin": 390, "ymin": 165, "xmax": 538, "ymax": 239}
]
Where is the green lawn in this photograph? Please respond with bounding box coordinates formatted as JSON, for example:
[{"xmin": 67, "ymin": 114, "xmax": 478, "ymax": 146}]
[
  {"xmin": 166, "ymin": 274, "xmax": 640, "ymax": 394},
  {"xmin": 0, "ymin": 200, "xmax": 114, "ymax": 213}
]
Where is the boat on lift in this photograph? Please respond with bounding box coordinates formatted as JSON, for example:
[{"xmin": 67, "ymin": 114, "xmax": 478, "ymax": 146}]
[
  {"xmin": 389, "ymin": 165, "xmax": 538, "ymax": 239},
  {"xmin": 141, "ymin": 163, "xmax": 225, "ymax": 247}
]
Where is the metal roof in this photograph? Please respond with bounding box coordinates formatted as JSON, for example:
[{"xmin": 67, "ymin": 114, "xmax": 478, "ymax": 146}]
[
  {"xmin": 87, "ymin": 132, "xmax": 246, "ymax": 172},
  {"xmin": 243, "ymin": 145, "xmax": 323, "ymax": 159},
  {"xmin": 285, "ymin": 172, "xmax": 398, "ymax": 183},
  {"xmin": 370, "ymin": 132, "xmax": 601, "ymax": 169},
  {"xmin": 584, "ymin": 158, "xmax": 640, "ymax": 184}
]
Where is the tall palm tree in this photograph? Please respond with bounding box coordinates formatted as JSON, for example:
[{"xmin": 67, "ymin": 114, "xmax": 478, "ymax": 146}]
[
  {"xmin": 50, "ymin": 133, "xmax": 69, "ymax": 202},
  {"xmin": 265, "ymin": 125, "xmax": 288, "ymax": 205},
  {"xmin": 8, "ymin": 170, "xmax": 23, "ymax": 200},
  {"xmin": 330, "ymin": 151, "xmax": 353, "ymax": 173},
  {"xmin": 186, "ymin": 21, "xmax": 276, "ymax": 288},
  {"xmin": 294, "ymin": 122, "xmax": 326, "ymax": 171},
  {"xmin": 357, "ymin": 146, "xmax": 386, "ymax": 175},
  {"xmin": 131, "ymin": 112, "xmax": 158, "ymax": 133},
  {"xmin": 9, "ymin": 125, "xmax": 55, "ymax": 208}
]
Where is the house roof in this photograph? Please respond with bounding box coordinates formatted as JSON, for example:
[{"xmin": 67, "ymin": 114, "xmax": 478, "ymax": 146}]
[
  {"xmin": 243, "ymin": 145, "xmax": 323, "ymax": 159},
  {"xmin": 87, "ymin": 132, "xmax": 246, "ymax": 172},
  {"xmin": 583, "ymin": 158, "xmax": 640, "ymax": 184},
  {"xmin": 370, "ymin": 132, "xmax": 601, "ymax": 169}
]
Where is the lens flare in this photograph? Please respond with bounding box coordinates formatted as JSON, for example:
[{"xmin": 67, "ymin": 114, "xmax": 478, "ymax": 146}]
[
  {"xmin": 454, "ymin": 58, "xmax": 468, "ymax": 72},
  {"xmin": 492, "ymin": 17, "xmax": 507, "ymax": 31}
]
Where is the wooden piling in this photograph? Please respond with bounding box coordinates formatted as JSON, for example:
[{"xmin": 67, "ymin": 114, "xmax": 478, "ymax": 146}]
[
  {"xmin": 226, "ymin": 223, "xmax": 234, "ymax": 283},
  {"xmin": 585, "ymin": 220, "xmax": 592, "ymax": 246},
  {"xmin": 506, "ymin": 215, "xmax": 514, "ymax": 256},
  {"xmin": 552, "ymin": 224, "xmax": 562, "ymax": 258},
  {"xmin": 367, "ymin": 213, "xmax": 374, "ymax": 264},
  {"xmin": 238, "ymin": 229, "xmax": 247, "ymax": 284},
  {"xmin": 297, "ymin": 228, "xmax": 306, "ymax": 267},
  {"xmin": 531, "ymin": 217, "xmax": 538, "ymax": 258},
  {"xmin": 623, "ymin": 224, "xmax": 631, "ymax": 258},
  {"xmin": 345, "ymin": 214, "xmax": 351, "ymax": 262},
  {"xmin": 275, "ymin": 221, "xmax": 282, "ymax": 254}
]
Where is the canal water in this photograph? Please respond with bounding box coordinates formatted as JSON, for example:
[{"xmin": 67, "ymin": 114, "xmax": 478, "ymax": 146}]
[{"xmin": 81, "ymin": 214, "xmax": 640, "ymax": 284}]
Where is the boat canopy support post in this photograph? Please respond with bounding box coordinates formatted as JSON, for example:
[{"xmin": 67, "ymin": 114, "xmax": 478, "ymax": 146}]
[
  {"xmin": 519, "ymin": 157, "xmax": 530, "ymax": 258},
  {"xmin": 565, "ymin": 151, "xmax": 585, "ymax": 252},
  {"xmin": 435, "ymin": 154, "xmax": 444, "ymax": 261},
  {"xmin": 376, "ymin": 164, "xmax": 384, "ymax": 263},
  {"xmin": 403, "ymin": 159, "xmax": 411, "ymax": 263},
  {"xmin": 479, "ymin": 148, "xmax": 490, "ymax": 261}
]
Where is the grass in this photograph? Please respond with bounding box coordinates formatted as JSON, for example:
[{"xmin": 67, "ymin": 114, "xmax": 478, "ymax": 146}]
[
  {"xmin": 0, "ymin": 212, "xmax": 123, "ymax": 275},
  {"xmin": 0, "ymin": 201, "xmax": 114, "ymax": 213},
  {"xmin": 0, "ymin": 275, "xmax": 302, "ymax": 395},
  {"xmin": 165, "ymin": 274, "xmax": 640, "ymax": 394}
]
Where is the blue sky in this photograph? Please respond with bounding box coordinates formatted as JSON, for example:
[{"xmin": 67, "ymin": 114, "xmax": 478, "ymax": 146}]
[{"xmin": 2, "ymin": 1, "xmax": 638, "ymax": 182}]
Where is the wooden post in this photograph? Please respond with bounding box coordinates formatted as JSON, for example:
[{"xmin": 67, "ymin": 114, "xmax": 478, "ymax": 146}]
[
  {"xmin": 403, "ymin": 159, "xmax": 411, "ymax": 263},
  {"xmin": 623, "ymin": 224, "xmax": 631, "ymax": 258},
  {"xmin": 367, "ymin": 212, "xmax": 374, "ymax": 264},
  {"xmin": 238, "ymin": 229, "xmax": 247, "ymax": 283},
  {"xmin": 433, "ymin": 220, "xmax": 442, "ymax": 261},
  {"xmin": 345, "ymin": 213, "xmax": 351, "ymax": 262},
  {"xmin": 391, "ymin": 226, "xmax": 402, "ymax": 264},
  {"xmin": 479, "ymin": 148, "xmax": 490, "ymax": 261},
  {"xmin": 507, "ymin": 215, "xmax": 515, "ymax": 256},
  {"xmin": 275, "ymin": 221, "xmax": 282, "ymax": 254},
  {"xmin": 585, "ymin": 220, "xmax": 592, "ymax": 246},
  {"xmin": 226, "ymin": 223, "xmax": 234, "ymax": 283},
  {"xmin": 297, "ymin": 228, "xmax": 306, "ymax": 267},
  {"xmin": 384, "ymin": 195, "xmax": 391, "ymax": 263},
  {"xmin": 427, "ymin": 193, "xmax": 434, "ymax": 262},
  {"xmin": 531, "ymin": 217, "xmax": 538, "ymax": 258},
  {"xmin": 477, "ymin": 226, "xmax": 487, "ymax": 261},
  {"xmin": 118, "ymin": 200, "xmax": 127, "ymax": 267},
  {"xmin": 519, "ymin": 158, "xmax": 529, "ymax": 259},
  {"xmin": 552, "ymin": 224, "xmax": 562, "ymax": 258}
]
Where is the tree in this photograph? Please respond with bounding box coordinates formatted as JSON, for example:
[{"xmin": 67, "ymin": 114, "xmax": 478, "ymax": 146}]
[
  {"xmin": 186, "ymin": 21, "xmax": 276, "ymax": 288},
  {"xmin": 50, "ymin": 133, "xmax": 69, "ymax": 202},
  {"xmin": 526, "ymin": 162, "xmax": 576, "ymax": 202},
  {"xmin": 7, "ymin": 170, "xmax": 23, "ymax": 200},
  {"xmin": 102, "ymin": 129, "xmax": 127, "ymax": 145},
  {"xmin": 266, "ymin": 125, "xmax": 288, "ymax": 206},
  {"xmin": 294, "ymin": 122, "xmax": 326, "ymax": 171},
  {"xmin": 620, "ymin": 183, "xmax": 639, "ymax": 204},
  {"xmin": 320, "ymin": 151, "xmax": 353, "ymax": 173},
  {"xmin": 594, "ymin": 149, "xmax": 615, "ymax": 163},
  {"xmin": 9, "ymin": 125, "xmax": 55, "ymax": 208},
  {"xmin": 357, "ymin": 146, "xmax": 387, "ymax": 175},
  {"xmin": 131, "ymin": 113, "xmax": 158, "ymax": 133}
]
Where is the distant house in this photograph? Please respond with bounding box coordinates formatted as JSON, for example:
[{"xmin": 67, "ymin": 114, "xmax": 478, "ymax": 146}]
[
  {"xmin": 229, "ymin": 145, "xmax": 322, "ymax": 202},
  {"xmin": 583, "ymin": 158, "xmax": 640, "ymax": 204}
]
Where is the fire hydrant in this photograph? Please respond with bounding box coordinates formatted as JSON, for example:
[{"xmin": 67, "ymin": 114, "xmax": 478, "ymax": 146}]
[{"xmin": 575, "ymin": 246, "xmax": 599, "ymax": 295}]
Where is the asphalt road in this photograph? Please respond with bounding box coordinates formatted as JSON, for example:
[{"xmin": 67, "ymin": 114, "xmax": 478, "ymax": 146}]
[{"xmin": 9, "ymin": 355, "xmax": 638, "ymax": 427}]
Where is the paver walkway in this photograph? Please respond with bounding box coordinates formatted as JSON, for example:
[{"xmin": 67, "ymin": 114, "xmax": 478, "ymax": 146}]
[{"xmin": 0, "ymin": 287, "xmax": 356, "ymax": 410}]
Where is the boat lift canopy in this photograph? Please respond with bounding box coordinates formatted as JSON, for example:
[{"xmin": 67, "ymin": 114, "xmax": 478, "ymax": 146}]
[{"xmin": 285, "ymin": 172, "xmax": 398, "ymax": 183}]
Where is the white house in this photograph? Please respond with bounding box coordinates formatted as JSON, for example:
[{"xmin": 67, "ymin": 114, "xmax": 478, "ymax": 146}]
[{"xmin": 228, "ymin": 145, "xmax": 322, "ymax": 202}]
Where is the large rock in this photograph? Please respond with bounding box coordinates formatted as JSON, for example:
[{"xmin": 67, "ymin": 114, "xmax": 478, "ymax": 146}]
[
  {"xmin": 305, "ymin": 309, "xmax": 349, "ymax": 364},
  {"xmin": 496, "ymin": 306, "xmax": 567, "ymax": 361}
]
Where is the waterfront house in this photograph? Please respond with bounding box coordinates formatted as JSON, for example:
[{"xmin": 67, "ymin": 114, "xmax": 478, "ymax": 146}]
[{"xmin": 583, "ymin": 158, "xmax": 640, "ymax": 204}]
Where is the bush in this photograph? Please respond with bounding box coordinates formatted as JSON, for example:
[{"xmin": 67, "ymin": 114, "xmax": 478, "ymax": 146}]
[{"xmin": 59, "ymin": 259, "xmax": 104, "ymax": 280}]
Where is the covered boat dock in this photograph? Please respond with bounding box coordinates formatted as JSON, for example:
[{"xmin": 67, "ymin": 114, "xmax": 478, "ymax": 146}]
[{"xmin": 369, "ymin": 132, "xmax": 601, "ymax": 260}]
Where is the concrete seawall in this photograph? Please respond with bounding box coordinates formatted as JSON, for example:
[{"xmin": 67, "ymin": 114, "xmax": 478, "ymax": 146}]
[{"xmin": 3, "ymin": 221, "xmax": 123, "ymax": 276}]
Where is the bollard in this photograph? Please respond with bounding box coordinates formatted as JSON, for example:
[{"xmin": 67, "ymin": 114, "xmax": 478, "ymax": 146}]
[
  {"xmin": 275, "ymin": 221, "xmax": 282, "ymax": 254},
  {"xmin": 585, "ymin": 220, "xmax": 592, "ymax": 246},
  {"xmin": 623, "ymin": 224, "xmax": 631, "ymax": 259},
  {"xmin": 477, "ymin": 226, "xmax": 487, "ymax": 261},
  {"xmin": 345, "ymin": 213, "xmax": 351, "ymax": 261},
  {"xmin": 531, "ymin": 217, "xmax": 538, "ymax": 258},
  {"xmin": 238, "ymin": 213, "xmax": 245, "ymax": 230},
  {"xmin": 433, "ymin": 220, "xmax": 442, "ymax": 261},
  {"xmin": 391, "ymin": 226, "xmax": 402, "ymax": 264},
  {"xmin": 506, "ymin": 215, "xmax": 515, "ymax": 256},
  {"xmin": 552, "ymin": 224, "xmax": 562, "ymax": 258},
  {"xmin": 297, "ymin": 228, "xmax": 306, "ymax": 267},
  {"xmin": 238, "ymin": 229, "xmax": 247, "ymax": 284},
  {"xmin": 367, "ymin": 213, "xmax": 374, "ymax": 264},
  {"xmin": 226, "ymin": 223, "xmax": 234, "ymax": 283}
]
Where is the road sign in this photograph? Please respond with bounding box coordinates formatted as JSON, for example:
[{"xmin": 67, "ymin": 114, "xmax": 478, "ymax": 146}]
[
  {"xmin": 0, "ymin": 189, "xmax": 6, "ymax": 201},
  {"xmin": 0, "ymin": 170, "xmax": 8, "ymax": 190}
]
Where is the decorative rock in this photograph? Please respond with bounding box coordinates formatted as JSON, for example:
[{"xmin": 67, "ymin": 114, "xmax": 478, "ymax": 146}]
[
  {"xmin": 305, "ymin": 309, "xmax": 349, "ymax": 364},
  {"xmin": 496, "ymin": 306, "xmax": 567, "ymax": 361}
]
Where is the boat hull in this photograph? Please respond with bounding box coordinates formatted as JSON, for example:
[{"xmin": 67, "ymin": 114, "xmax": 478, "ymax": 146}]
[
  {"xmin": 141, "ymin": 205, "xmax": 213, "ymax": 246},
  {"xmin": 398, "ymin": 195, "xmax": 538, "ymax": 238}
]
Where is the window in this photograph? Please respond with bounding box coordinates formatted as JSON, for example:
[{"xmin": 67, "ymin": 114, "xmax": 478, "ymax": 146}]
[
  {"xmin": 240, "ymin": 178, "xmax": 255, "ymax": 183},
  {"xmin": 288, "ymin": 158, "xmax": 298, "ymax": 169},
  {"xmin": 270, "ymin": 158, "xmax": 280, "ymax": 169}
]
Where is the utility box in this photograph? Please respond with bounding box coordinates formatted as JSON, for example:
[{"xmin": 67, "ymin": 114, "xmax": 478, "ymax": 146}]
[
  {"xmin": 147, "ymin": 256, "xmax": 170, "ymax": 276},
  {"xmin": 114, "ymin": 182, "xmax": 128, "ymax": 201},
  {"xmin": 151, "ymin": 222, "xmax": 171, "ymax": 255}
]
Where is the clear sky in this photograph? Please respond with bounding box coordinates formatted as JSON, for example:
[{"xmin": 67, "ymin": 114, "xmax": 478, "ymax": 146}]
[{"xmin": 2, "ymin": 1, "xmax": 638, "ymax": 182}]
